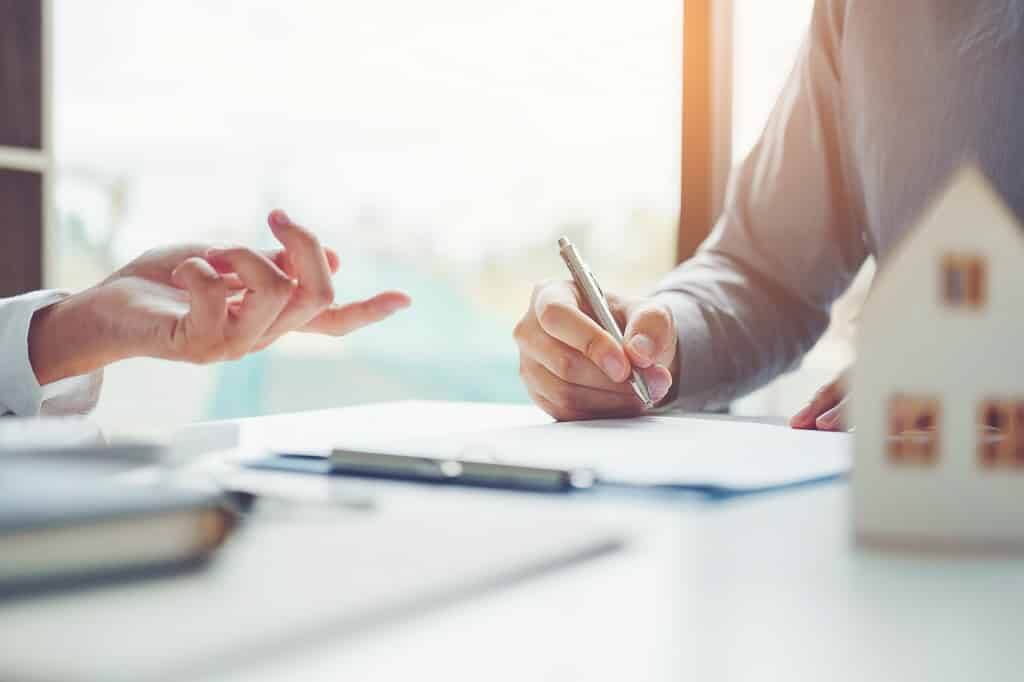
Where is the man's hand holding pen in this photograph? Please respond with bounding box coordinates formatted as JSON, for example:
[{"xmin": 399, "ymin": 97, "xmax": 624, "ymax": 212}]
[{"xmin": 514, "ymin": 279, "xmax": 677, "ymax": 421}]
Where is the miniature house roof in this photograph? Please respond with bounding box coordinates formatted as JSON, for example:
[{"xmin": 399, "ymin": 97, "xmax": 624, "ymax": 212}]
[{"xmin": 858, "ymin": 164, "xmax": 1024, "ymax": 335}]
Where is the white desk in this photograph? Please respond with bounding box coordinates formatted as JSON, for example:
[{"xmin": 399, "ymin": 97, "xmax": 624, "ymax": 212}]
[{"xmin": 9, "ymin": 401, "xmax": 1024, "ymax": 681}]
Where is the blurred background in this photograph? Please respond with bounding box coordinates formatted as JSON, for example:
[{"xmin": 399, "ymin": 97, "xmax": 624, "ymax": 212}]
[{"xmin": 6, "ymin": 0, "xmax": 866, "ymax": 427}]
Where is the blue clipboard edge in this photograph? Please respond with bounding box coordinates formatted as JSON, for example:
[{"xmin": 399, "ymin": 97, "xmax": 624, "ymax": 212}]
[{"xmin": 245, "ymin": 454, "xmax": 846, "ymax": 501}]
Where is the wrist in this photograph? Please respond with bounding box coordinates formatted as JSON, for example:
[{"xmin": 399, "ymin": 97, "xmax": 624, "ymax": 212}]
[{"xmin": 28, "ymin": 290, "xmax": 118, "ymax": 386}]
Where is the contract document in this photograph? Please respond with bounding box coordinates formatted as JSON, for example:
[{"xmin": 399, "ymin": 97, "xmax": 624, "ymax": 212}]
[{"xmin": 337, "ymin": 416, "xmax": 852, "ymax": 494}]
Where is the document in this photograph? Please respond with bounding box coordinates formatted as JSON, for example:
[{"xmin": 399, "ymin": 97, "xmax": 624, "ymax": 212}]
[{"xmin": 354, "ymin": 416, "xmax": 851, "ymax": 493}]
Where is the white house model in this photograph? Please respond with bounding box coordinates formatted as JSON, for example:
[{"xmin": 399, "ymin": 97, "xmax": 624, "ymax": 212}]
[{"xmin": 851, "ymin": 166, "xmax": 1024, "ymax": 550}]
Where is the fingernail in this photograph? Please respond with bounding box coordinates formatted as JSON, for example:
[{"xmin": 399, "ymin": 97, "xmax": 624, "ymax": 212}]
[
  {"xmin": 270, "ymin": 209, "xmax": 290, "ymax": 227},
  {"xmin": 649, "ymin": 372, "xmax": 671, "ymax": 402},
  {"xmin": 817, "ymin": 410, "xmax": 838, "ymax": 429},
  {"xmin": 601, "ymin": 355, "xmax": 626, "ymax": 381},
  {"xmin": 792, "ymin": 402, "xmax": 815, "ymax": 423},
  {"xmin": 630, "ymin": 334, "xmax": 655, "ymax": 362},
  {"xmin": 380, "ymin": 298, "xmax": 410, "ymax": 314}
]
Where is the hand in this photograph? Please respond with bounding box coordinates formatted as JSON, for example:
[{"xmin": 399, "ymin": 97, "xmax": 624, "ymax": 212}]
[
  {"xmin": 29, "ymin": 210, "xmax": 410, "ymax": 385},
  {"xmin": 789, "ymin": 369, "xmax": 849, "ymax": 431},
  {"xmin": 514, "ymin": 279, "xmax": 677, "ymax": 421}
]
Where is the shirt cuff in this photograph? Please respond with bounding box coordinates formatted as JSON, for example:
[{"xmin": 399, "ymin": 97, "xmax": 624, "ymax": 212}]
[
  {"xmin": 652, "ymin": 290, "xmax": 731, "ymax": 411},
  {"xmin": 0, "ymin": 290, "xmax": 104, "ymax": 417}
]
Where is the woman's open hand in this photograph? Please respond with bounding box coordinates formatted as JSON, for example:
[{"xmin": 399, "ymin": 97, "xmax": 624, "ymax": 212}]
[{"xmin": 29, "ymin": 210, "xmax": 410, "ymax": 384}]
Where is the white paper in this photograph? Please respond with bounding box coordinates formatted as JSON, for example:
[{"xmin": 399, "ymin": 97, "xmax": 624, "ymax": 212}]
[{"xmin": 348, "ymin": 416, "xmax": 852, "ymax": 492}]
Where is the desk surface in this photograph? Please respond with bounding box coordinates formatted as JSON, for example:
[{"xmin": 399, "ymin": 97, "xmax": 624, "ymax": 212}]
[{"xmin": 9, "ymin": 401, "xmax": 1024, "ymax": 681}]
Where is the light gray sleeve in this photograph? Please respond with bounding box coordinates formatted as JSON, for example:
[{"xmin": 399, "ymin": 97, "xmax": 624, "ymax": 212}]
[{"xmin": 654, "ymin": 0, "xmax": 868, "ymax": 410}]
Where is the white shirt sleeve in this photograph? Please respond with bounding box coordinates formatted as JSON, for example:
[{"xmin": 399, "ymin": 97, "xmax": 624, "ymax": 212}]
[{"xmin": 0, "ymin": 290, "xmax": 104, "ymax": 417}]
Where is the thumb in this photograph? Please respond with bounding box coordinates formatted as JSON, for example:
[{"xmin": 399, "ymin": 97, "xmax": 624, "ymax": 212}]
[{"xmin": 622, "ymin": 300, "xmax": 676, "ymax": 369}]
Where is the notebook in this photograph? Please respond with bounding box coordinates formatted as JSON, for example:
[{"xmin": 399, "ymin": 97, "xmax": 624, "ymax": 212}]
[{"xmin": 0, "ymin": 458, "xmax": 234, "ymax": 595}]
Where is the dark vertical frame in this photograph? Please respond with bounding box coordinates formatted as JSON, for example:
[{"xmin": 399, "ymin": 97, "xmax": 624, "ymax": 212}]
[
  {"xmin": 679, "ymin": 0, "xmax": 732, "ymax": 264},
  {"xmin": 0, "ymin": 170, "xmax": 43, "ymax": 296},
  {"xmin": 0, "ymin": 0, "xmax": 43, "ymax": 149},
  {"xmin": 0, "ymin": 0, "xmax": 45, "ymax": 296}
]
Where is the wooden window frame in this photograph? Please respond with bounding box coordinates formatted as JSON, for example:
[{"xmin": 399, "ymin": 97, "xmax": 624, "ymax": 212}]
[
  {"xmin": 0, "ymin": 0, "xmax": 51, "ymax": 296},
  {"xmin": 941, "ymin": 253, "xmax": 987, "ymax": 309},
  {"xmin": 678, "ymin": 0, "xmax": 733, "ymax": 264},
  {"xmin": 978, "ymin": 399, "xmax": 1024, "ymax": 470},
  {"xmin": 887, "ymin": 394, "xmax": 941, "ymax": 466}
]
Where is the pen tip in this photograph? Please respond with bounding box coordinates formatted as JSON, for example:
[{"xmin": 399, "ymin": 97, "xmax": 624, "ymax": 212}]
[{"xmin": 557, "ymin": 236, "xmax": 570, "ymax": 249}]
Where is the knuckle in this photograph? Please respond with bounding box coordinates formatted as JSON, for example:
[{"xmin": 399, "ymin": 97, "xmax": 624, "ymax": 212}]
[
  {"xmin": 649, "ymin": 303, "xmax": 673, "ymax": 328},
  {"xmin": 582, "ymin": 335, "xmax": 607, "ymax": 364},
  {"xmin": 183, "ymin": 259, "xmax": 218, "ymax": 282},
  {"xmin": 632, "ymin": 302, "xmax": 672, "ymax": 332},
  {"xmin": 196, "ymin": 269, "xmax": 221, "ymax": 287}
]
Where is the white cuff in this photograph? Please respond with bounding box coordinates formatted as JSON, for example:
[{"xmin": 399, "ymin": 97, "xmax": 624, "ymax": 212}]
[{"xmin": 0, "ymin": 290, "xmax": 103, "ymax": 417}]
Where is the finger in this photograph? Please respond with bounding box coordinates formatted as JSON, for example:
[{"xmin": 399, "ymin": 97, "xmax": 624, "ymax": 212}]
[
  {"xmin": 296, "ymin": 291, "xmax": 411, "ymax": 338},
  {"xmin": 522, "ymin": 357, "xmax": 644, "ymax": 420},
  {"xmin": 207, "ymin": 247, "xmax": 340, "ymax": 278},
  {"xmin": 790, "ymin": 377, "xmax": 846, "ymax": 429},
  {"xmin": 205, "ymin": 247, "xmax": 295, "ymax": 350},
  {"xmin": 514, "ymin": 314, "xmax": 634, "ymax": 395},
  {"xmin": 170, "ymin": 257, "xmax": 229, "ymax": 348},
  {"xmin": 638, "ymin": 365, "xmax": 674, "ymax": 405},
  {"xmin": 267, "ymin": 246, "xmax": 340, "ymax": 277},
  {"xmin": 268, "ymin": 209, "xmax": 334, "ymax": 297},
  {"xmin": 816, "ymin": 398, "xmax": 847, "ymax": 431},
  {"xmin": 532, "ymin": 281, "xmax": 630, "ymax": 383},
  {"xmin": 259, "ymin": 210, "xmax": 339, "ymax": 341},
  {"xmin": 622, "ymin": 301, "xmax": 676, "ymax": 369}
]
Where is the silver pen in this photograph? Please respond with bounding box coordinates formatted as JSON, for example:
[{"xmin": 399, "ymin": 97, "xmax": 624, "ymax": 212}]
[{"xmin": 557, "ymin": 237, "xmax": 654, "ymax": 409}]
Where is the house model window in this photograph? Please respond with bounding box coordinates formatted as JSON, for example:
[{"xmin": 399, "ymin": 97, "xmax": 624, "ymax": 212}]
[
  {"xmin": 941, "ymin": 253, "xmax": 986, "ymax": 308},
  {"xmin": 887, "ymin": 394, "xmax": 940, "ymax": 465},
  {"xmin": 978, "ymin": 399, "xmax": 1024, "ymax": 469}
]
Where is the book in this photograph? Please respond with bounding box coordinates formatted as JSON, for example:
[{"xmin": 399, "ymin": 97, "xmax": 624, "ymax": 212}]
[{"xmin": 0, "ymin": 460, "xmax": 235, "ymax": 595}]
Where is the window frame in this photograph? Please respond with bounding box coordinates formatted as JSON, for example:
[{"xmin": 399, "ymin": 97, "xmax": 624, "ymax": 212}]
[
  {"xmin": 978, "ymin": 398, "xmax": 1024, "ymax": 470},
  {"xmin": 678, "ymin": 0, "xmax": 733, "ymax": 264},
  {"xmin": 0, "ymin": 0, "xmax": 51, "ymax": 296},
  {"xmin": 887, "ymin": 393, "xmax": 941, "ymax": 466},
  {"xmin": 941, "ymin": 253, "xmax": 987, "ymax": 309}
]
